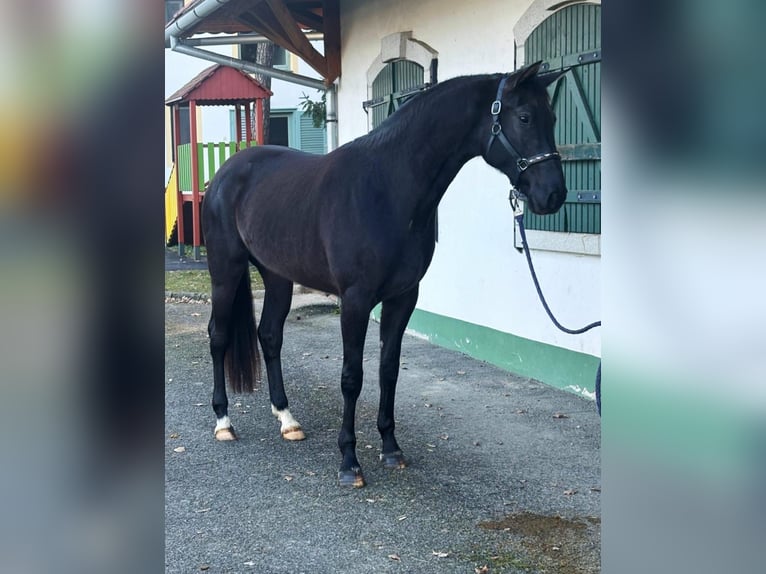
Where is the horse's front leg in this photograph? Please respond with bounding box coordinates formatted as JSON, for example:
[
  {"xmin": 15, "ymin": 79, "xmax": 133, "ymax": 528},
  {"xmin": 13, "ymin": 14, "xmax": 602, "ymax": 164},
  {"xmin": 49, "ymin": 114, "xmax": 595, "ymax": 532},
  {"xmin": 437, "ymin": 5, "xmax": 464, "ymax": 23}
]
[
  {"xmin": 378, "ymin": 286, "xmax": 419, "ymax": 469},
  {"xmin": 337, "ymin": 289, "xmax": 374, "ymax": 487}
]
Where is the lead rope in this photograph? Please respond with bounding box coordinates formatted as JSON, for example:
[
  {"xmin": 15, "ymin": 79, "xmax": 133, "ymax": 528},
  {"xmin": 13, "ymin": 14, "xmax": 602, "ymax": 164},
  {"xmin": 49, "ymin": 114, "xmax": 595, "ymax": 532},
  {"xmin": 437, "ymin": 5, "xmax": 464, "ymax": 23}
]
[{"xmin": 510, "ymin": 191, "xmax": 602, "ymax": 415}]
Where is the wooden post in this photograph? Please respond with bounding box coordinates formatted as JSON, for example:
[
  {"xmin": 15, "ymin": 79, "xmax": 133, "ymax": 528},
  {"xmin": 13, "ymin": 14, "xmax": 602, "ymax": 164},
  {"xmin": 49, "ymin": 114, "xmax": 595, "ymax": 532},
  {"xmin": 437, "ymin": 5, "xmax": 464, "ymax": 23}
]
[
  {"xmin": 235, "ymin": 104, "xmax": 242, "ymax": 144},
  {"xmin": 173, "ymin": 104, "xmax": 185, "ymax": 256},
  {"xmin": 244, "ymin": 103, "xmax": 252, "ymax": 147},
  {"xmin": 189, "ymin": 100, "xmax": 201, "ymax": 260},
  {"xmin": 256, "ymin": 98, "xmax": 264, "ymax": 145}
]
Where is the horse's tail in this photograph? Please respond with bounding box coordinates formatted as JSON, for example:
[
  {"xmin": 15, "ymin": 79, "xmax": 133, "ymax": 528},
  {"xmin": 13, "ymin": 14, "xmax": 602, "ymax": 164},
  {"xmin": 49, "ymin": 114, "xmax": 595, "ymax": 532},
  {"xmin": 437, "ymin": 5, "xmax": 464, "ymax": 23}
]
[{"xmin": 224, "ymin": 270, "xmax": 261, "ymax": 394}]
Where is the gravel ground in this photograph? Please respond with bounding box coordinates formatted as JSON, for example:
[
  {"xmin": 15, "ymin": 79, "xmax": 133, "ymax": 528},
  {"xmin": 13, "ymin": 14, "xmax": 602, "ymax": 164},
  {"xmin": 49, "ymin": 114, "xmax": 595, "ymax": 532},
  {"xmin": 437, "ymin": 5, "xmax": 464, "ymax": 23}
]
[{"xmin": 165, "ymin": 297, "xmax": 600, "ymax": 573}]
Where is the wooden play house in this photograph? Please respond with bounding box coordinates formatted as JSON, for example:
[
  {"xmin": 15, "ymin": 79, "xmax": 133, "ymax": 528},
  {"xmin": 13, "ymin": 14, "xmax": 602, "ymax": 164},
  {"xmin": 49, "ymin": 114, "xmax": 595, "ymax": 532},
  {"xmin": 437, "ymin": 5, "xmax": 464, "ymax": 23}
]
[{"xmin": 165, "ymin": 64, "xmax": 272, "ymax": 259}]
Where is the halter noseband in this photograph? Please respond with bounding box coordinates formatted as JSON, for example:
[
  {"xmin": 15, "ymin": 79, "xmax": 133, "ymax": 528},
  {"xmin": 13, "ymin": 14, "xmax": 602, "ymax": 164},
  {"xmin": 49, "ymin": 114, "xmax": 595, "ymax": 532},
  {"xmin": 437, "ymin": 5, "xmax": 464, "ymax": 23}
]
[{"xmin": 486, "ymin": 75, "xmax": 560, "ymax": 186}]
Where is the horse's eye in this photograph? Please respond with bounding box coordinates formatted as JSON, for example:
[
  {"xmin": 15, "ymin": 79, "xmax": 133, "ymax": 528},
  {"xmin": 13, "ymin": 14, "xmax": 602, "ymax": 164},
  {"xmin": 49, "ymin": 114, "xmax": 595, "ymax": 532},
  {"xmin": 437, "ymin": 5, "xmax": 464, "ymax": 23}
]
[{"xmin": 519, "ymin": 114, "xmax": 530, "ymax": 124}]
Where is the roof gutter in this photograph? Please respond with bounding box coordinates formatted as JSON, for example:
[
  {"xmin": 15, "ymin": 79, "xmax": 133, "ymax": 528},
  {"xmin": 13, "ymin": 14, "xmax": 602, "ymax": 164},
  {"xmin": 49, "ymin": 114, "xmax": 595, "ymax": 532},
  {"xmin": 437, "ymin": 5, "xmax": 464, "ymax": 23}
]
[{"xmin": 164, "ymin": 0, "xmax": 234, "ymax": 45}]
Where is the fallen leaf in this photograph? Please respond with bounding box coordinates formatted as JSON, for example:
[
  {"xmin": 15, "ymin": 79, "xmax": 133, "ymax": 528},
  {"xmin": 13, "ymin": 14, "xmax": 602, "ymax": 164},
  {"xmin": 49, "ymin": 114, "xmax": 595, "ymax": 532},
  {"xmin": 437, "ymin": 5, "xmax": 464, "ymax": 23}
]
[
  {"xmin": 439, "ymin": 434, "xmax": 449, "ymax": 440},
  {"xmin": 426, "ymin": 443, "xmax": 436, "ymax": 448},
  {"xmin": 243, "ymin": 561, "xmax": 255, "ymax": 566},
  {"xmin": 302, "ymin": 352, "xmax": 312, "ymax": 357},
  {"xmin": 194, "ymin": 403, "xmax": 204, "ymax": 407},
  {"xmin": 563, "ymin": 489, "xmax": 577, "ymax": 495},
  {"xmin": 199, "ymin": 566, "xmax": 209, "ymax": 571},
  {"xmin": 475, "ymin": 566, "xmax": 489, "ymax": 574},
  {"xmin": 388, "ymin": 554, "xmax": 401, "ymax": 561},
  {"xmin": 590, "ymin": 486, "xmax": 601, "ymax": 492},
  {"xmin": 552, "ymin": 546, "xmax": 560, "ymax": 551},
  {"xmin": 398, "ymin": 515, "xmax": 407, "ymax": 521},
  {"xmin": 553, "ymin": 413, "xmax": 569, "ymax": 419},
  {"xmin": 194, "ymin": 508, "xmax": 211, "ymax": 513},
  {"xmin": 173, "ymin": 446, "xmax": 186, "ymax": 453},
  {"xmin": 457, "ymin": 370, "xmax": 466, "ymax": 375},
  {"xmin": 365, "ymin": 444, "xmax": 373, "ymax": 449},
  {"xmin": 169, "ymin": 433, "xmax": 179, "ymax": 439},
  {"xmin": 432, "ymin": 550, "xmax": 450, "ymax": 558},
  {"xmin": 473, "ymin": 441, "xmax": 481, "ymax": 447},
  {"xmin": 284, "ymin": 475, "xmax": 294, "ymax": 481},
  {"xmin": 191, "ymin": 312, "xmax": 201, "ymax": 317},
  {"xmin": 424, "ymin": 403, "xmax": 432, "ymax": 408}
]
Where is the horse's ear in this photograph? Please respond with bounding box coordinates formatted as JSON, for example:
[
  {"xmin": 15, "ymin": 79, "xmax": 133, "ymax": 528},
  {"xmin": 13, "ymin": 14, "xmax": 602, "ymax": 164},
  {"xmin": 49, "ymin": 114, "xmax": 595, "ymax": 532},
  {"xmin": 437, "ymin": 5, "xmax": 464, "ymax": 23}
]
[
  {"xmin": 507, "ymin": 61, "xmax": 543, "ymax": 90},
  {"xmin": 536, "ymin": 67, "xmax": 568, "ymax": 87}
]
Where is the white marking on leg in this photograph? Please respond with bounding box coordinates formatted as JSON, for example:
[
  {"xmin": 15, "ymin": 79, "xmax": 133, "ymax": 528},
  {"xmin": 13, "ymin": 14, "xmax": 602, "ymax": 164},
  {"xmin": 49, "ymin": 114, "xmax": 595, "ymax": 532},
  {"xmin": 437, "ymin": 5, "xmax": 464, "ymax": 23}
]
[
  {"xmin": 214, "ymin": 415, "xmax": 232, "ymax": 433},
  {"xmin": 213, "ymin": 416, "xmax": 237, "ymax": 440},
  {"xmin": 271, "ymin": 404, "xmax": 305, "ymax": 440}
]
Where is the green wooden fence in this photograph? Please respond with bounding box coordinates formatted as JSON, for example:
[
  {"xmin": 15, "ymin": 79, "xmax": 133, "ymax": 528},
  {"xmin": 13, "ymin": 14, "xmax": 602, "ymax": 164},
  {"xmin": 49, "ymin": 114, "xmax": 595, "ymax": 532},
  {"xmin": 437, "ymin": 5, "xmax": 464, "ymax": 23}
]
[{"xmin": 176, "ymin": 141, "xmax": 257, "ymax": 192}]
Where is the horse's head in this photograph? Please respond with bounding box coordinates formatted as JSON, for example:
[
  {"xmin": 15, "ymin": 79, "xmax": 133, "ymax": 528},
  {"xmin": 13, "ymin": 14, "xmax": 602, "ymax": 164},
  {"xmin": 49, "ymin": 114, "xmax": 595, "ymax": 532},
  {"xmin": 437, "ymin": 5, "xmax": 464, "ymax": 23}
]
[{"xmin": 483, "ymin": 62, "xmax": 567, "ymax": 215}]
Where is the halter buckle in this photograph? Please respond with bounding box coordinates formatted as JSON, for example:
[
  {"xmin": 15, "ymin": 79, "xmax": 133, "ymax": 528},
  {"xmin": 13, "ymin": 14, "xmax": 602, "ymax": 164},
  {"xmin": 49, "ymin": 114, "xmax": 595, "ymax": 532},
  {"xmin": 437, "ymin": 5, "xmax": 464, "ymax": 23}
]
[
  {"xmin": 517, "ymin": 158, "xmax": 529, "ymax": 171},
  {"xmin": 490, "ymin": 100, "xmax": 502, "ymax": 115},
  {"xmin": 509, "ymin": 187, "xmax": 525, "ymax": 217}
]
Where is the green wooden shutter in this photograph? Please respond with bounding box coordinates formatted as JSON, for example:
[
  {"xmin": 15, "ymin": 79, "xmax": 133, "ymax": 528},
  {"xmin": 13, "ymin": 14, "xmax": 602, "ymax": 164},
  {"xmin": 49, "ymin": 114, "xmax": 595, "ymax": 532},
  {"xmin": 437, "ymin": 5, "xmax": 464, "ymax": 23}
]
[
  {"xmin": 524, "ymin": 3, "xmax": 601, "ymax": 234},
  {"xmin": 370, "ymin": 60, "xmax": 425, "ymax": 129},
  {"xmin": 299, "ymin": 112, "xmax": 327, "ymax": 154}
]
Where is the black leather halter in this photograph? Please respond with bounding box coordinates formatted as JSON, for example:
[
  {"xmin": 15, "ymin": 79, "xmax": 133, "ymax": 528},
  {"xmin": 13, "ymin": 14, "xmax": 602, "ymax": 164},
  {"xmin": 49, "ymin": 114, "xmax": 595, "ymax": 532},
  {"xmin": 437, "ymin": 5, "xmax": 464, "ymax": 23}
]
[{"xmin": 486, "ymin": 75, "xmax": 561, "ymax": 186}]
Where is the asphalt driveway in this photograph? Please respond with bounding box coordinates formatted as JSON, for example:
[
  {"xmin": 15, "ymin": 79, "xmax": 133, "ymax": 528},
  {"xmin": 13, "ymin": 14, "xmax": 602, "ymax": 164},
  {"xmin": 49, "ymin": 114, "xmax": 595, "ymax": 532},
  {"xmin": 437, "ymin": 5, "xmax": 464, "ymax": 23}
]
[{"xmin": 165, "ymin": 297, "xmax": 600, "ymax": 573}]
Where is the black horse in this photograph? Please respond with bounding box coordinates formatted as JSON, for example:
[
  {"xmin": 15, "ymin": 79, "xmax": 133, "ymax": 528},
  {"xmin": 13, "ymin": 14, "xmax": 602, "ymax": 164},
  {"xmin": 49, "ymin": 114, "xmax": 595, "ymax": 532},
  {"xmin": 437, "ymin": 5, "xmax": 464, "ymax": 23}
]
[{"xmin": 202, "ymin": 62, "xmax": 566, "ymax": 487}]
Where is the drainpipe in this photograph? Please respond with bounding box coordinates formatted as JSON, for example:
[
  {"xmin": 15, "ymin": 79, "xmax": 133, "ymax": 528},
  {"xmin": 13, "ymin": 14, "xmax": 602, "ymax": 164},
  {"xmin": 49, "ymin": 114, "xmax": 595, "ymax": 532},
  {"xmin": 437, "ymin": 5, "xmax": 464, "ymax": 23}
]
[
  {"xmin": 169, "ymin": 37, "xmax": 327, "ymax": 91},
  {"xmin": 184, "ymin": 32, "xmax": 325, "ymax": 46},
  {"xmin": 325, "ymin": 83, "xmax": 338, "ymax": 152}
]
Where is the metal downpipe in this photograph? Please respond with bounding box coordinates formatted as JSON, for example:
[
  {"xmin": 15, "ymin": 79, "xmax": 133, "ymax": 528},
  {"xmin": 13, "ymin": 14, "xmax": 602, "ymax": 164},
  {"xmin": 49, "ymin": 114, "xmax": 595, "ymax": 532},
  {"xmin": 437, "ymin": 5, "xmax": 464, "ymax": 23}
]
[{"xmin": 169, "ymin": 38, "xmax": 327, "ymax": 91}]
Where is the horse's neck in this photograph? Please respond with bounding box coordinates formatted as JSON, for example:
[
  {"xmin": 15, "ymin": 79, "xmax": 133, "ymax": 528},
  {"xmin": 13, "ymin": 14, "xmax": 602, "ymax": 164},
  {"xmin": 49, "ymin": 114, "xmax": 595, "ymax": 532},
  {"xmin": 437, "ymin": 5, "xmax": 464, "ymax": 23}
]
[{"xmin": 395, "ymin": 77, "xmax": 494, "ymax": 219}]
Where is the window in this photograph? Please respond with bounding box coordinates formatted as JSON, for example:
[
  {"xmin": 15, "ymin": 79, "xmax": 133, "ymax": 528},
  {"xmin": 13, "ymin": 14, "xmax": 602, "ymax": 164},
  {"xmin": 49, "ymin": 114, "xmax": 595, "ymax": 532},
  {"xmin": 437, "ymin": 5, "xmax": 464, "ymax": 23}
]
[
  {"xmin": 165, "ymin": 1, "xmax": 184, "ymax": 25},
  {"xmin": 240, "ymin": 43, "xmax": 292, "ymax": 71},
  {"xmin": 269, "ymin": 116, "xmax": 290, "ymax": 146},
  {"xmin": 364, "ymin": 60, "xmax": 428, "ymax": 130},
  {"xmin": 522, "ymin": 3, "xmax": 601, "ymax": 236},
  {"xmin": 273, "ymin": 45, "xmax": 290, "ymax": 70}
]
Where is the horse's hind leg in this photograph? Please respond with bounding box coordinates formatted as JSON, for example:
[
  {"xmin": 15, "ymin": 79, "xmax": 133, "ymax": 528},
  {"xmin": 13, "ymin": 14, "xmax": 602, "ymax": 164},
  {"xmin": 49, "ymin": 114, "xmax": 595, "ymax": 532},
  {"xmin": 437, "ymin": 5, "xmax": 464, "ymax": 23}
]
[
  {"xmin": 256, "ymin": 268, "xmax": 305, "ymax": 441},
  {"xmin": 377, "ymin": 286, "xmax": 419, "ymax": 469},
  {"xmin": 207, "ymin": 261, "xmax": 251, "ymax": 440}
]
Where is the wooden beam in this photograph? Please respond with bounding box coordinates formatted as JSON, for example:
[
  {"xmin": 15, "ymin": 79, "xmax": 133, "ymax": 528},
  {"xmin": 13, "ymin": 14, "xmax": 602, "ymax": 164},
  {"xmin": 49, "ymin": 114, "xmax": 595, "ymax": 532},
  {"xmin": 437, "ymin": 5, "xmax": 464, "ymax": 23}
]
[
  {"xmin": 264, "ymin": 0, "xmax": 328, "ymax": 79},
  {"xmin": 189, "ymin": 100, "xmax": 201, "ymax": 250},
  {"xmin": 172, "ymin": 105, "xmax": 185, "ymax": 249},
  {"xmin": 238, "ymin": 9, "xmax": 295, "ymax": 50},
  {"xmin": 322, "ymin": 0, "xmax": 341, "ymax": 84},
  {"xmin": 287, "ymin": 7, "xmax": 324, "ymax": 32}
]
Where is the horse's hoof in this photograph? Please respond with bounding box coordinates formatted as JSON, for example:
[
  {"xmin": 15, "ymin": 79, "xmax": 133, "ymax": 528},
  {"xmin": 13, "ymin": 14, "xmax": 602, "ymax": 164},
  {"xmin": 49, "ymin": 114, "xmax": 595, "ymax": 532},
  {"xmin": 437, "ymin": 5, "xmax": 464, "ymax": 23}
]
[
  {"xmin": 282, "ymin": 427, "xmax": 306, "ymax": 441},
  {"xmin": 214, "ymin": 427, "xmax": 238, "ymax": 441},
  {"xmin": 380, "ymin": 451, "xmax": 407, "ymax": 469},
  {"xmin": 338, "ymin": 467, "xmax": 366, "ymax": 488}
]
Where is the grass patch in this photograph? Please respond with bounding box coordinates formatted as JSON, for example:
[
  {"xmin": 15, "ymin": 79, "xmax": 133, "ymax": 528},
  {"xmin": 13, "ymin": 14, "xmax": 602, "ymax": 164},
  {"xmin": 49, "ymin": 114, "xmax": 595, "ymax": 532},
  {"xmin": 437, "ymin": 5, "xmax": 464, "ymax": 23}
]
[{"xmin": 165, "ymin": 268, "xmax": 264, "ymax": 296}]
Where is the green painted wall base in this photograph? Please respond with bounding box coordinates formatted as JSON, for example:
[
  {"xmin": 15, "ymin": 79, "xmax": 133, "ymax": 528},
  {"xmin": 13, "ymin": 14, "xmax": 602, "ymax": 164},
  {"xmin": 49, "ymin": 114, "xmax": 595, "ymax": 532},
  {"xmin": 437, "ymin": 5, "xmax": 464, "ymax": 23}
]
[{"xmin": 373, "ymin": 306, "xmax": 600, "ymax": 399}]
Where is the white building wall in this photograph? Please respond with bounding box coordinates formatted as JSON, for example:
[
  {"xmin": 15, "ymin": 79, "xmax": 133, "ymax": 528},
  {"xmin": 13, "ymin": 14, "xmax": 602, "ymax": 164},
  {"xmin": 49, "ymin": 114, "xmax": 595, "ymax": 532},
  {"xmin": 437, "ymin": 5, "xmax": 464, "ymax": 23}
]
[{"xmin": 337, "ymin": 0, "xmax": 600, "ymax": 357}]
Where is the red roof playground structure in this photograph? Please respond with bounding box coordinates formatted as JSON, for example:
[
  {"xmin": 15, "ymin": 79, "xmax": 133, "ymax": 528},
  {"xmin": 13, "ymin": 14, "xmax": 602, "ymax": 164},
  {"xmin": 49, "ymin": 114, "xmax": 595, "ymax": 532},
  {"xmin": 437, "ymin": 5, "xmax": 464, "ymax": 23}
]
[{"xmin": 165, "ymin": 64, "xmax": 272, "ymax": 260}]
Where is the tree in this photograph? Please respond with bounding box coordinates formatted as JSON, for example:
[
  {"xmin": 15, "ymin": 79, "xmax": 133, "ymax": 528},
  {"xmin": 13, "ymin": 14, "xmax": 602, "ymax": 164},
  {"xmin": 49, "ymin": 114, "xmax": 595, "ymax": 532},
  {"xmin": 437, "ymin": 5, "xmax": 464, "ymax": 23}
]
[
  {"xmin": 299, "ymin": 91, "xmax": 327, "ymax": 128},
  {"xmin": 241, "ymin": 41, "xmax": 274, "ymax": 144}
]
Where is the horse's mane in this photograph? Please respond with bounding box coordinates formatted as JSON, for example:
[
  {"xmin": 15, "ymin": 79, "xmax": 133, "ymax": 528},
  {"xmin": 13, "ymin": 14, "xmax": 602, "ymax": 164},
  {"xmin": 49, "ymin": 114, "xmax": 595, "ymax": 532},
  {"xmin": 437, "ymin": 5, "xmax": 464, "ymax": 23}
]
[{"xmin": 359, "ymin": 73, "xmax": 502, "ymax": 148}]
